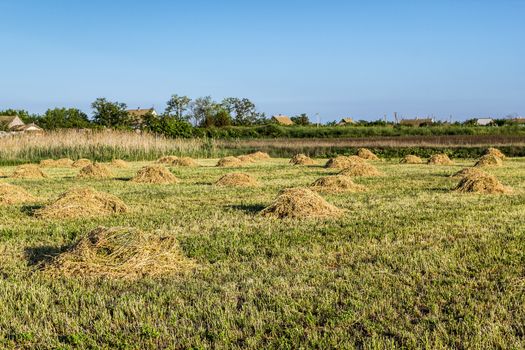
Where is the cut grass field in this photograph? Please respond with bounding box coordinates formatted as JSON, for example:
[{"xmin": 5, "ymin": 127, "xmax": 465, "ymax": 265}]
[{"xmin": 0, "ymin": 157, "xmax": 524, "ymax": 349}]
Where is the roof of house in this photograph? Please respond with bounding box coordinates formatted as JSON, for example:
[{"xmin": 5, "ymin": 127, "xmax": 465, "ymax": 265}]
[
  {"xmin": 0, "ymin": 115, "xmax": 20, "ymax": 124},
  {"xmin": 126, "ymin": 108, "xmax": 156, "ymax": 117},
  {"xmin": 271, "ymin": 115, "xmax": 294, "ymax": 126},
  {"xmin": 339, "ymin": 118, "xmax": 354, "ymax": 123},
  {"xmin": 513, "ymin": 118, "xmax": 525, "ymax": 124},
  {"xmin": 10, "ymin": 123, "xmax": 42, "ymax": 132}
]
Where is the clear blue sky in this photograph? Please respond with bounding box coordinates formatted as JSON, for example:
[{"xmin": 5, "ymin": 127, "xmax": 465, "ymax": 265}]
[{"xmin": 1, "ymin": 0, "xmax": 524, "ymax": 122}]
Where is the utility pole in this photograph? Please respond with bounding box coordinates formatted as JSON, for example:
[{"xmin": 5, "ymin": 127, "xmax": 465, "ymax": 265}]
[
  {"xmin": 315, "ymin": 113, "xmax": 320, "ymax": 128},
  {"xmin": 394, "ymin": 112, "xmax": 398, "ymax": 124}
]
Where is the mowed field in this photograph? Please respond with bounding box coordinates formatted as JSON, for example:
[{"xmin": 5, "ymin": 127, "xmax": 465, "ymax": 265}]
[{"xmin": 1, "ymin": 157, "xmax": 525, "ymax": 349}]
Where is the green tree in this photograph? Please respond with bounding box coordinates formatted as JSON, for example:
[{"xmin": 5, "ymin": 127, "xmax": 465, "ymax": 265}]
[
  {"xmin": 190, "ymin": 96, "xmax": 217, "ymax": 126},
  {"xmin": 291, "ymin": 113, "xmax": 310, "ymax": 126},
  {"xmin": 164, "ymin": 94, "xmax": 191, "ymax": 121},
  {"xmin": 221, "ymin": 97, "xmax": 264, "ymax": 125},
  {"xmin": 91, "ymin": 98, "xmax": 130, "ymax": 128},
  {"xmin": 39, "ymin": 108, "xmax": 91, "ymax": 129}
]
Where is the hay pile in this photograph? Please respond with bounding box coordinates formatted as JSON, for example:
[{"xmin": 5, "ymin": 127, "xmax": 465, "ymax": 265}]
[
  {"xmin": 290, "ymin": 154, "xmax": 316, "ymax": 165},
  {"xmin": 248, "ymin": 151, "xmax": 270, "ymax": 160},
  {"xmin": 339, "ymin": 163, "xmax": 381, "ymax": 177},
  {"xmin": 173, "ymin": 157, "xmax": 198, "ymax": 167},
  {"xmin": 11, "ymin": 164, "xmax": 47, "ymax": 179},
  {"xmin": 217, "ymin": 156, "xmax": 243, "ymax": 167},
  {"xmin": 237, "ymin": 155, "xmax": 256, "ymax": 164},
  {"xmin": 310, "ymin": 175, "xmax": 365, "ymax": 193},
  {"xmin": 0, "ymin": 183, "xmax": 36, "ymax": 205},
  {"xmin": 454, "ymin": 173, "xmax": 510, "ymax": 194},
  {"xmin": 400, "ymin": 155, "xmax": 423, "ymax": 164},
  {"xmin": 35, "ymin": 187, "xmax": 128, "ymax": 219},
  {"xmin": 131, "ymin": 165, "xmax": 179, "ymax": 184},
  {"xmin": 44, "ymin": 226, "xmax": 194, "ymax": 279},
  {"xmin": 451, "ymin": 167, "xmax": 486, "ymax": 178},
  {"xmin": 111, "ymin": 159, "xmax": 129, "ymax": 168},
  {"xmin": 474, "ymin": 154, "xmax": 503, "ymax": 167},
  {"xmin": 325, "ymin": 156, "xmax": 365, "ymax": 169},
  {"xmin": 72, "ymin": 159, "xmax": 92, "ymax": 168},
  {"xmin": 260, "ymin": 187, "xmax": 342, "ymax": 219},
  {"xmin": 157, "ymin": 156, "xmax": 179, "ymax": 164},
  {"xmin": 215, "ymin": 173, "xmax": 258, "ymax": 187},
  {"xmin": 428, "ymin": 154, "xmax": 454, "ymax": 165},
  {"xmin": 484, "ymin": 147, "xmax": 506, "ymax": 160},
  {"xmin": 40, "ymin": 158, "xmax": 73, "ymax": 168},
  {"xmin": 357, "ymin": 148, "xmax": 379, "ymax": 160},
  {"xmin": 77, "ymin": 163, "xmax": 113, "ymax": 179}
]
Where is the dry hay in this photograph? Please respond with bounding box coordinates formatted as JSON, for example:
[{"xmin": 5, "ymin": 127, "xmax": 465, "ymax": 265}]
[
  {"xmin": 428, "ymin": 154, "xmax": 454, "ymax": 165},
  {"xmin": 310, "ymin": 175, "xmax": 365, "ymax": 193},
  {"xmin": 157, "ymin": 155, "xmax": 179, "ymax": 164},
  {"xmin": 40, "ymin": 158, "xmax": 73, "ymax": 168},
  {"xmin": 454, "ymin": 172, "xmax": 510, "ymax": 194},
  {"xmin": 131, "ymin": 165, "xmax": 179, "ymax": 184},
  {"xmin": 44, "ymin": 226, "xmax": 194, "ymax": 279},
  {"xmin": 400, "ymin": 155, "xmax": 423, "ymax": 164},
  {"xmin": 0, "ymin": 170, "xmax": 5, "ymax": 178},
  {"xmin": 77, "ymin": 163, "xmax": 113, "ymax": 179},
  {"xmin": 215, "ymin": 173, "xmax": 258, "ymax": 187},
  {"xmin": 237, "ymin": 155, "xmax": 256, "ymax": 164},
  {"xmin": 357, "ymin": 148, "xmax": 379, "ymax": 160},
  {"xmin": 11, "ymin": 164, "xmax": 47, "ymax": 179},
  {"xmin": 339, "ymin": 163, "xmax": 381, "ymax": 177},
  {"xmin": 260, "ymin": 187, "xmax": 342, "ymax": 219},
  {"xmin": 290, "ymin": 154, "xmax": 316, "ymax": 165},
  {"xmin": 483, "ymin": 147, "xmax": 506, "ymax": 160},
  {"xmin": 72, "ymin": 159, "xmax": 93, "ymax": 168},
  {"xmin": 111, "ymin": 159, "xmax": 129, "ymax": 168},
  {"xmin": 474, "ymin": 154, "xmax": 503, "ymax": 167},
  {"xmin": 0, "ymin": 183, "xmax": 36, "ymax": 205},
  {"xmin": 216, "ymin": 156, "xmax": 243, "ymax": 167},
  {"xmin": 248, "ymin": 151, "xmax": 270, "ymax": 160},
  {"xmin": 325, "ymin": 155, "xmax": 364, "ymax": 169},
  {"xmin": 451, "ymin": 167, "xmax": 486, "ymax": 178},
  {"xmin": 173, "ymin": 157, "xmax": 198, "ymax": 167},
  {"xmin": 34, "ymin": 187, "xmax": 128, "ymax": 219}
]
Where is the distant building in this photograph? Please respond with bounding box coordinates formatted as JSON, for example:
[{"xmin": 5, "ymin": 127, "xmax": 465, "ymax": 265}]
[
  {"xmin": 476, "ymin": 118, "xmax": 495, "ymax": 126},
  {"xmin": 0, "ymin": 115, "xmax": 25, "ymax": 130},
  {"xmin": 399, "ymin": 118, "xmax": 434, "ymax": 127},
  {"xmin": 271, "ymin": 115, "xmax": 294, "ymax": 126},
  {"xmin": 512, "ymin": 117, "xmax": 525, "ymax": 125},
  {"xmin": 11, "ymin": 122, "xmax": 44, "ymax": 133},
  {"xmin": 126, "ymin": 108, "xmax": 158, "ymax": 129},
  {"xmin": 337, "ymin": 118, "xmax": 355, "ymax": 126}
]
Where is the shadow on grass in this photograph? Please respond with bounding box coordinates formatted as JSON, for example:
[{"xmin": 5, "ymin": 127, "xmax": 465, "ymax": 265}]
[
  {"xmin": 24, "ymin": 245, "xmax": 68, "ymax": 267},
  {"xmin": 20, "ymin": 204, "xmax": 44, "ymax": 216},
  {"xmin": 226, "ymin": 203, "xmax": 266, "ymax": 214}
]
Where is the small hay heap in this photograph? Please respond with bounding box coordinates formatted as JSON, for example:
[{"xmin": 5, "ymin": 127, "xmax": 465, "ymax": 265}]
[
  {"xmin": 72, "ymin": 159, "xmax": 93, "ymax": 168},
  {"xmin": 454, "ymin": 173, "xmax": 510, "ymax": 194},
  {"xmin": 260, "ymin": 187, "xmax": 342, "ymax": 219},
  {"xmin": 310, "ymin": 175, "xmax": 365, "ymax": 193},
  {"xmin": 131, "ymin": 165, "xmax": 179, "ymax": 184},
  {"xmin": 451, "ymin": 167, "xmax": 486, "ymax": 178},
  {"xmin": 77, "ymin": 163, "xmax": 113, "ymax": 179},
  {"xmin": 45, "ymin": 226, "xmax": 194, "ymax": 279},
  {"xmin": 157, "ymin": 156, "xmax": 179, "ymax": 164},
  {"xmin": 11, "ymin": 164, "xmax": 47, "ymax": 179},
  {"xmin": 0, "ymin": 183, "xmax": 36, "ymax": 205},
  {"xmin": 217, "ymin": 156, "xmax": 243, "ymax": 167},
  {"xmin": 339, "ymin": 163, "xmax": 381, "ymax": 177},
  {"xmin": 173, "ymin": 157, "xmax": 198, "ymax": 167},
  {"xmin": 111, "ymin": 159, "xmax": 129, "ymax": 168},
  {"xmin": 248, "ymin": 151, "xmax": 270, "ymax": 160},
  {"xmin": 216, "ymin": 173, "xmax": 258, "ymax": 187},
  {"xmin": 35, "ymin": 187, "xmax": 128, "ymax": 219},
  {"xmin": 290, "ymin": 154, "xmax": 316, "ymax": 165},
  {"xmin": 474, "ymin": 154, "xmax": 503, "ymax": 167},
  {"xmin": 40, "ymin": 158, "xmax": 73, "ymax": 168},
  {"xmin": 237, "ymin": 155, "xmax": 256, "ymax": 164},
  {"xmin": 357, "ymin": 148, "xmax": 379, "ymax": 160},
  {"xmin": 428, "ymin": 154, "xmax": 454, "ymax": 165},
  {"xmin": 400, "ymin": 155, "xmax": 423, "ymax": 164},
  {"xmin": 483, "ymin": 147, "xmax": 506, "ymax": 160}
]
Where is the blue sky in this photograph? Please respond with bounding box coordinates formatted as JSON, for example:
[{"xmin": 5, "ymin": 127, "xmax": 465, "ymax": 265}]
[{"xmin": 1, "ymin": 0, "xmax": 524, "ymax": 122}]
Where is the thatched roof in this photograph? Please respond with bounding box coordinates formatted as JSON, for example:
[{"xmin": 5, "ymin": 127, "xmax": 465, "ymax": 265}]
[
  {"xmin": 126, "ymin": 108, "xmax": 157, "ymax": 117},
  {"xmin": 512, "ymin": 118, "xmax": 525, "ymax": 124},
  {"xmin": 271, "ymin": 115, "xmax": 294, "ymax": 126}
]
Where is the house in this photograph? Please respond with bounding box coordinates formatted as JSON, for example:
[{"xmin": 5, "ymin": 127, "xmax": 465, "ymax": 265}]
[
  {"xmin": 13, "ymin": 123, "xmax": 44, "ymax": 133},
  {"xmin": 512, "ymin": 117, "xmax": 525, "ymax": 125},
  {"xmin": 271, "ymin": 115, "xmax": 294, "ymax": 126},
  {"xmin": 476, "ymin": 118, "xmax": 495, "ymax": 126},
  {"xmin": 399, "ymin": 118, "xmax": 434, "ymax": 127},
  {"xmin": 0, "ymin": 115, "xmax": 25, "ymax": 131},
  {"xmin": 337, "ymin": 118, "xmax": 355, "ymax": 126},
  {"xmin": 126, "ymin": 108, "xmax": 158, "ymax": 129}
]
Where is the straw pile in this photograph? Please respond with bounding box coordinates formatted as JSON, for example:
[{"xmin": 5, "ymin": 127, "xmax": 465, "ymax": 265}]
[
  {"xmin": 131, "ymin": 165, "xmax": 179, "ymax": 184},
  {"xmin": 237, "ymin": 155, "xmax": 256, "ymax": 164},
  {"xmin": 428, "ymin": 154, "xmax": 454, "ymax": 165},
  {"xmin": 11, "ymin": 164, "xmax": 47, "ymax": 179},
  {"xmin": 157, "ymin": 156, "xmax": 179, "ymax": 164},
  {"xmin": 339, "ymin": 163, "xmax": 381, "ymax": 177},
  {"xmin": 217, "ymin": 156, "xmax": 243, "ymax": 167},
  {"xmin": 357, "ymin": 148, "xmax": 379, "ymax": 160},
  {"xmin": 173, "ymin": 157, "xmax": 198, "ymax": 167},
  {"xmin": 0, "ymin": 183, "xmax": 36, "ymax": 205},
  {"xmin": 454, "ymin": 173, "xmax": 510, "ymax": 194},
  {"xmin": 44, "ymin": 226, "xmax": 194, "ymax": 279},
  {"xmin": 451, "ymin": 167, "xmax": 486, "ymax": 178},
  {"xmin": 474, "ymin": 154, "xmax": 503, "ymax": 167},
  {"xmin": 260, "ymin": 187, "xmax": 342, "ymax": 219},
  {"xmin": 35, "ymin": 187, "xmax": 128, "ymax": 219},
  {"xmin": 215, "ymin": 173, "xmax": 258, "ymax": 187},
  {"xmin": 248, "ymin": 151, "xmax": 270, "ymax": 160},
  {"xmin": 325, "ymin": 156, "xmax": 364, "ymax": 169},
  {"xmin": 400, "ymin": 155, "xmax": 423, "ymax": 164},
  {"xmin": 40, "ymin": 158, "xmax": 73, "ymax": 168},
  {"xmin": 72, "ymin": 159, "xmax": 93, "ymax": 168},
  {"xmin": 290, "ymin": 154, "xmax": 316, "ymax": 165},
  {"xmin": 77, "ymin": 163, "xmax": 113, "ymax": 179},
  {"xmin": 310, "ymin": 175, "xmax": 365, "ymax": 193},
  {"xmin": 483, "ymin": 147, "xmax": 506, "ymax": 160},
  {"xmin": 111, "ymin": 159, "xmax": 129, "ymax": 168}
]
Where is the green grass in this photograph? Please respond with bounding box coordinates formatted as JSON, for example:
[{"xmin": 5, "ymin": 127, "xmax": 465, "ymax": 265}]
[{"xmin": 1, "ymin": 158, "xmax": 524, "ymax": 349}]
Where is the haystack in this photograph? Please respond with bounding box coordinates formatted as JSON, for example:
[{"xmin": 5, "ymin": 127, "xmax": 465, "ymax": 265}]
[
  {"xmin": 44, "ymin": 226, "xmax": 194, "ymax": 279},
  {"xmin": 215, "ymin": 173, "xmax": 258, "ymax": 187},
  {"xmin": 237, "ymin": 155, "xmax": 256, "ymax": 164},
  {"xmin": 157, "ymin": 156, "xmax": 179, "ymax": 164},
  {"xmin": 173, "ymin": 157, "xmax": 198, "ymax": 167},
  {"xmin": 310, "ymin": 175, "xmax": 365, "ymax": 193},
  {"xmin": 111, "ymin": 159, "xmax": 129, "ymax": 168},
  {"xmin": 248, "ymin": 151, "xmax": 270, "ymax": 160},
  {"xmin": 474, "ymin": 154, "xmax": 503, "ymax": 167},
  {"xmin": 131, "ymin": 165, "xmax": 179, "ymax": 184},
  {"xmin": 35, "ymin": 187, "xmax": 127, "ymax": 219},
  {"xmin": 0, "ymin": 183, "xmax": 36, "ymax": 205},
  {"xmin": 11, "ymin": 164, "xmax": 47, "ymax": 179},
  {"xmin": 217, "ymin": 156, "xmax": 243, "ymax": 167},
  {"xmin": 72, "ymin": 159, "xmax": 92, "ymax": 168},
  {"xmin": 339, "ymin": 163, "xmax": 381, "ymax": 177},
  {"xmin": 454, "ymin": 173, "xmax": 510, "ymax": 194},
  {"xmin": 357, "ymin": 148, "xmax": 379, "ymax": 160},
  {"xmin": 400, "ymin": 155, "xmax": 423, "ymax": 164},
  {"xmin": 260, "ymin": 187, "xmax": 342, "ymax": 219},
  {"xmin": 40, "ymin": 158, "xmax": 73, "ymax": 168},
  {"xmin": 428, "ymin": 154, "xmax": 454, "ymax": 165},
  {"xmin": 325, "ymin": 155, "xmax": 364, "ymax": 169},
  {"xmin": 77, "ymin": 163, "xmax": 113, "ymax": 179},
  {"xmin": 483, "ymin": 147, "xmax": 506, "ymax": 160},
  {"xmin": 451, "ymin": 167, "xmax": 486, "ymax": 178},
  {"xmin": 290, "ymin": 154, "xmax": 316, "ymax": 165}
]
